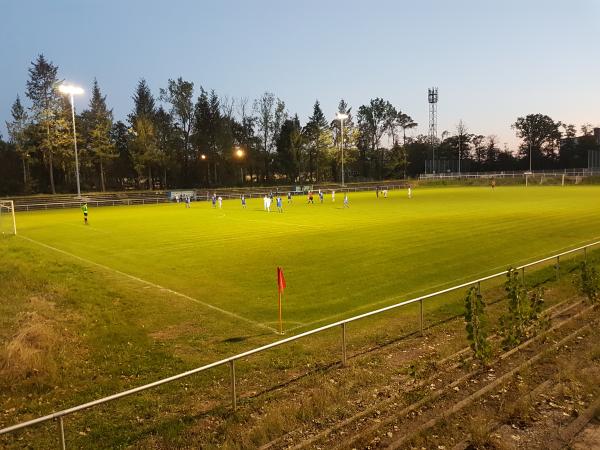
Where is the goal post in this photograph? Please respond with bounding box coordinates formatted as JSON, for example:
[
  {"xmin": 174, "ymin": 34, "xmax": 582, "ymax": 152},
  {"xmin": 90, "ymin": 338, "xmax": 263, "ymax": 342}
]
[{"xmin": 0, "ymin": 200, "xmax": 17, "ymax": 235}]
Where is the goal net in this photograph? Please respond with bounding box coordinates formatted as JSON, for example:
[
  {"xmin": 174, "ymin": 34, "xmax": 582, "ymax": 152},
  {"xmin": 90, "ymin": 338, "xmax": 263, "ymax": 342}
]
[{"xmin": 0, "ymin": 200, "xmax": 17, "ymax": 235}]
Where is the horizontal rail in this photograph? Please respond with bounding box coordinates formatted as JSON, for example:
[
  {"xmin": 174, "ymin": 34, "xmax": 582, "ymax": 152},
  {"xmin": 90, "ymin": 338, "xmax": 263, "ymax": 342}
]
[
  {"xmin": 13, "ymin": 184, "xmax": 409, "ymax": 212},
  {"xmin": 420, "ymin": 168, "xmax": 600, "ymax": 179},
  {"xmin": 1, "ymin": 239, "xmax": 598, "ymax": 437}
]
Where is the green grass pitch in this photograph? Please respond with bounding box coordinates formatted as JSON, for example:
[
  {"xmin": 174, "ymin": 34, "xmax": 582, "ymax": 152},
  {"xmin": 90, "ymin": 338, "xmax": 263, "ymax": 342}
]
[{"xmin": 11, "ymin": 185, "xmax": 600, "ymax": 336}]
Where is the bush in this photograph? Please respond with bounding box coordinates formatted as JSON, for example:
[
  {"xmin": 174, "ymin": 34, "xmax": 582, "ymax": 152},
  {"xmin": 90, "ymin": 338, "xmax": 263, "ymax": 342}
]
[
  {"xmin": 464, "ymin": 285, "xmax": 491, "ymax": 363},
  {"xmin": 500, "ymin": 268, "xmax": 546, "ymax": 349},
  {"xmin": 578, "ymin": 261, "xmax": 600, "ymax": 304}
]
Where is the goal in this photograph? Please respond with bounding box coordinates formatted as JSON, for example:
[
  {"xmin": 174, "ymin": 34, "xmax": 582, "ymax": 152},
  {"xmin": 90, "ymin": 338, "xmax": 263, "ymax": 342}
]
[{"xmin": 0, "ymin": 200, "xmax": 17, "ymax": 235}]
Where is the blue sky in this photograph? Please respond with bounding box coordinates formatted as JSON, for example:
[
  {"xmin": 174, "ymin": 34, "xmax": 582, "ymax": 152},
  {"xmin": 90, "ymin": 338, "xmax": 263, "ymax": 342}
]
[{"xmin": 1, "ymin": 0, "xmax": 599, "ymax": 148}]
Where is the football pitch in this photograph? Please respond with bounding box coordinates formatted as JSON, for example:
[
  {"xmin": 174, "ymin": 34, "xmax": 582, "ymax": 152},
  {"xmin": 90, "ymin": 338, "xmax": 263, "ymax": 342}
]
[{"xmin": 12, "ymin": 185, "xmax": 600, "ymax": 337}]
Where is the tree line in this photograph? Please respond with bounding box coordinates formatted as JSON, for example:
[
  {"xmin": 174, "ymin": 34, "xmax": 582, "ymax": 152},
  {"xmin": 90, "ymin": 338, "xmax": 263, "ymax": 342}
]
[{"xmin": 1, "ymin": 54, "xmax": 598, "ymax": 195}]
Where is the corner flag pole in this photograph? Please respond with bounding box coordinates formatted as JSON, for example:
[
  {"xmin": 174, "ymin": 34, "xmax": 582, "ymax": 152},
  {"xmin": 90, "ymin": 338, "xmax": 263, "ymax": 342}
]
[
  {"xmin": 277, "ymin": 267, "xmax": 286, "ymax": 335},
  {"xmin": 278, "ymin": 290, "xmax": 282, "ymax": 335}
]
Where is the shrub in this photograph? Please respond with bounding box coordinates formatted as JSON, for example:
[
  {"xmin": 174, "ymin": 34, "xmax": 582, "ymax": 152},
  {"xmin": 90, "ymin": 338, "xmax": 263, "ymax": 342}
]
[
  {"xmin": 500, "ymin": 268, "xmax": 546, "ymax": 349},
  {"xmin": 464, "ymin": 285, "xmax": 491, "ymax": 363},
  {"xmin": 577, "ymin": 261, "xmax": 600, "ymax": 304}
]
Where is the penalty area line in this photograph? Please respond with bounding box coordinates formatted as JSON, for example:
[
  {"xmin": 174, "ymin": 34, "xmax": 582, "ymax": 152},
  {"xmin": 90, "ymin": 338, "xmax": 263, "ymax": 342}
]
[{"xmin": 18, "ymin": 235, "xmax": 279, "ymax": 334}]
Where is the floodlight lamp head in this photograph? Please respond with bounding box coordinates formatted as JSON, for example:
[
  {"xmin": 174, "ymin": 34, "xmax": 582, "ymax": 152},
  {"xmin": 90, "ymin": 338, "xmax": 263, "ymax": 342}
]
[
  {"xmin": 337, "ymin": 113, "xmax": 348, "ymax": 120},
  {"xmin": 428, "ymin": 87, "xmax": 438, "ymax": 104},
  {"xmin": 59, "ymin": 84, "xmax": 84, "ymax": 96}
]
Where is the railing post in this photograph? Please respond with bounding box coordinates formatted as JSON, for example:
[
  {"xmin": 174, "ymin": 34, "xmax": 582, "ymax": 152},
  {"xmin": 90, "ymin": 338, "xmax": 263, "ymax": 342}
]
[
  {"xmin": 58, "ymin": 416, "xmax": 66, "ymax": 450},
  {"xmin": 477, "ymin": 281, "xmax": 481, "ymax": 294},
  {"xmin": 521, "ymin": 267, "xmax": 525, "ymax": 283},
  {"xmin": 419, "ymin": 299, "xmax": 424, "ymax": 336},
  {"xmin": 341, "ymin": 323, "xmax": 347, "ymax": 366},
  {"xmin": 229, "ymin": 360, "xmax": 237, "ymax": 411},
  {"xmin": 556, "ymin": 256, "xmax": 560, "ymax": 280},
  {"xmin": 584, "ymin": 246, "xmax": 587, "ymax": 262}
]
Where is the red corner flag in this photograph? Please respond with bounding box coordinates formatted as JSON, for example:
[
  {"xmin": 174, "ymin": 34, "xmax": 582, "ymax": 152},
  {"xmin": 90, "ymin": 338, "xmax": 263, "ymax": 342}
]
[
  {"xmin": 277, "ymin": 267, "xmax": 286, "ymax": 334},
  {"xmin": 277, "ymin": 267, "xmax": 286, "ymax": 293}
]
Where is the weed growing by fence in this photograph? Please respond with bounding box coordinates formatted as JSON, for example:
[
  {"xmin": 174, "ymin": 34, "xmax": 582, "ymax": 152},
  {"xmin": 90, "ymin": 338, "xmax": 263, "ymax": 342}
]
[
  {"xmin": 464, "ymin": 286, "xmax": 491, "ymax": 363},
  {"xmin": 577, "ymin": 261, "xmax": 600, "ymax": 304},
  {"xmin": 500, "ymin": 268, "xmax": 546, "ymax": 349}
]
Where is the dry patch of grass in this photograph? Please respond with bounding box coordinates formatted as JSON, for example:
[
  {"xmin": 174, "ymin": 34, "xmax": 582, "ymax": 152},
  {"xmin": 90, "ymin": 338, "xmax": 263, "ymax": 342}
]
[{"xmin": 0, "ymin": 296, "xmax": 70, "ymax": 387}]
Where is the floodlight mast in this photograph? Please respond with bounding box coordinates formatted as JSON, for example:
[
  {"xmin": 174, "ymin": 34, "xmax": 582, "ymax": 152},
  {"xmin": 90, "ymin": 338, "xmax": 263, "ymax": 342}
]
[
  {"xmin": 336, "ymin": 113, "xmax": 348, "ymax": 186},
  {"xmin": 59, "ymin": 84, "xmax": 84, "ymax": 198},
  {"xmin": 428, "ymin": 88, "xmax": 438, "ymax": 174}
]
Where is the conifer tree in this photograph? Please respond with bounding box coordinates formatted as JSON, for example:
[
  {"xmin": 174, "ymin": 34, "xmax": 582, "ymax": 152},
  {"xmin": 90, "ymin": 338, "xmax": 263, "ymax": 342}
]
[
  {"xmin": 6, "ymin": 96, "xmax": 30, "ymax": 185},
  {"xmin": 83, "ymin": 79, "xmax": 116, "ymax": 191},
  {"xmin": 26, "ymin": 54, "xmax": 61, "ymax": 193}
]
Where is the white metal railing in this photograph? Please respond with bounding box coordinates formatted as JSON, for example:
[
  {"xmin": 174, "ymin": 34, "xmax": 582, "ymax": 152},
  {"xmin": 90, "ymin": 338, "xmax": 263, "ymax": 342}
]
[
  {"xmin": 1, "ymin": 240, "xmax": 598, "ymax": 448},
  {"xmin": 13, "ymin": 197, "xmax": 170, "ymax": 212},
  {"xmin": 419, "ymin": 168, "xmax": 600, "ymax": 179}
]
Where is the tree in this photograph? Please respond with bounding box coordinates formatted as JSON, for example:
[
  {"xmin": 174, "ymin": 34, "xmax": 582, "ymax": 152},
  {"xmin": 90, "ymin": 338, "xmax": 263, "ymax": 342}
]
[
  {"xmin": 110, "ymin": 121, "xmax": 135, "ymax": 188},
  {"xmin": 160, "ymin": 78, "xmax": 194, "ymax": 183},
  {"xmin": 131, "ymin": 116, "xmax": 158, "ymax": 189},
  {"xmin": 485, "ymin": 135, "xmax": 500, "ymax": 169},
  {"xmin": 471, "ymin": 134, "xmax": 486, "ymax": 168},
  {"xmin": 154, "ymin": 106, "xmax": 177, "ymax": 188},
  {"xmin": 129, "ymin": 79, "xmax": 156, "ymax": 123},
  {"xmin": 253, "ymin": 92, "xmax": 286, "ymax": 181},
  {"xmin": 26, "ymin": 54, "xmax": 61, "ymax": 193},
  {"xmin": 6, "ymin": 96, "xmax": 30, "ymax": 186},
  {"xmin": 304, "ymin": 100, "xmax": 330, "ymax": 181},
  {"xmin": 456, "ymin": 120, "xmax": 471, "ymax": 164},
  {"xmin": 397, "ymin": 113, "xmax": 418, "ymax": 178},
  {"xmin": 0, "ymin": 137, "xmax": 22, "ymax": 195},
  {"xmin": 235, "ymin": 97, "xmax": 260, "ymax": 184},
  {"xmin": 570, "ymin": 124, "xmax": 599, "ymax": 169},
  {"xmin": 512, "ymin": 114, "xmax": 562, "ymax": 170},
  {"xmin": 129, "ymin": 80, "xmax": 158, "ymax": 189},
  {"xmin": 275, "ymin": 115, "xmax": 303, "ymax": 182},
  {"xmin": 81, "ymin": 79, "xmax": 115, "ymax": 191},
  {"xmin": 357, "ymin": 98, "xmax": 396, "ymax": 179}
]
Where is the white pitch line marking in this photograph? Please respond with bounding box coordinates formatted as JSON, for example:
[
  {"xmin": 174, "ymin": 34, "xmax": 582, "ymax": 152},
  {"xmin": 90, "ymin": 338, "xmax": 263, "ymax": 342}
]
[{"xmin": 18, "ymin": 235, "xmax": 279, "ymax": 334}]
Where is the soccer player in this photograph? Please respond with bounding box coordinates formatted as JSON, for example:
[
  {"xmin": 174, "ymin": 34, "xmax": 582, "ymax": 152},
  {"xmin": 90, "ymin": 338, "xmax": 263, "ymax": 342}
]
[
  {"xmin": 276, "ymin": 196, "xmax": 283, "ymax": 213},
  {"xmin": 343, "ymin": 193, "xmax": 349, "ymax": 208},
  {"xmin": 331, "ymin": 190, "xmax": 335, "ymax": 202},
  {"xmin": 307, "ymin": 191, "xmax": 314, "ymax": 204},
  {"xmin": 407, "ymin": 185, "xmax": 412, "ymax": 199},
  {"xmin": 376, "ymin": 186, "xmax": 379, "ymax": 198},
  {"xmin": 211, "ymin": 193, "xmax": 217, "ymax": 208},
  {"xmin": 263, "ymin": 194, "xmax": 268, "ymax": 211},
  {"xmin": 241, "ymin": 194, "xmax": 247, "ymax": 208},
  {"xmin": 319, "ymin": 190, "xmax": 324, "ymax": 203},
  {"xmin": 491, "ymin": 179, "xmax": 496, "ymax": 190},
  {"xmin": 218, "ymin": 196, "xmax": 223, "ymax": 208},
  {"xmin": 81, "ymin": 202, "xmax": 89, "ymax": 224},
  {"xmin": 266, "ymin": 196, "xmax": 272, "ymax": 212},
  {"xmin": 185, "ymin": 196, "xmax": 191, "ymax": 208},
  {"xmin": 287, "ymin": 192, "xmax": 292, "ymax": 204}
]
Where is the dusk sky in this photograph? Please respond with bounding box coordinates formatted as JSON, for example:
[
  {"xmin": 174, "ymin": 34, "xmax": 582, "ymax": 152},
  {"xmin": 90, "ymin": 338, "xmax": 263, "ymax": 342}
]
[{"xmin": 2, "ymin": 0, "xmax": 599, "ymax": 148}]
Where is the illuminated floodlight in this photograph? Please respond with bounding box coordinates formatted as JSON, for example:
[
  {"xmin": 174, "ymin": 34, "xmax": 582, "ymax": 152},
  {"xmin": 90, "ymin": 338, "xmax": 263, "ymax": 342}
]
[{"xmin": 58, "ymin": 84, "xmax": 84, "ymax": 96}]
